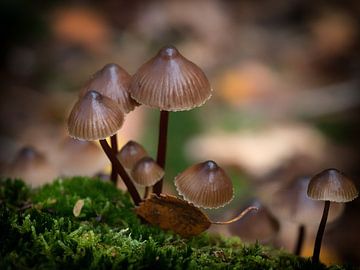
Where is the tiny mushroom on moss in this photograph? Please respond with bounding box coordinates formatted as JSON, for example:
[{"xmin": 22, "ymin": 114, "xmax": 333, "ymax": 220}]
[
  {"xmin": 130, "ymin": 45, "xmax": 212, "ymax": 195},
  {"xmin": 117, "ymin": 140, "xmax": 148, "ymax": 171},
  {"xmin": 67, "ymin": 90, "xmax": 141, "ymax": 205},
  {"xmin": 307, "ymin": 168, "xmax": 358, "ymax": 264},
  {"xmin": 175, "ymin": 160, "xmax": 233, "ymax": 209}
]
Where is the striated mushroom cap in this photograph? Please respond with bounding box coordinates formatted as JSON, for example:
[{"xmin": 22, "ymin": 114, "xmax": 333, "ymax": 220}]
[
  {"xmin": 117, "ymin": 140, "xmax": 148, "ymax": 170},
  {"xmin": 130, "ymin": 45, "xmax": 212, "ymax": 111},
  {"xmin": 131, "ymin": 157, "xmax": 164, "ymax": 186},
  {"xmin": 80, "ymin": 63, "xmax": 137, "ymax": 113},
  {"xmin": 68, "ymin": 90, "xmax": 124, "ymax": 141},
  {"xmin": 175, "ymin": 160, "xmax": 233, "ymax": 209},
  {"xmin": 307, "ymin": 169, "xmax": 358, "ymax": 203}
]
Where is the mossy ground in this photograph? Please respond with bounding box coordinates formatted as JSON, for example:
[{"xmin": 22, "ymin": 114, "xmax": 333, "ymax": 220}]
[{"xmin": 0, "ymin": 178, "xmax": 354, "ymax": 269}]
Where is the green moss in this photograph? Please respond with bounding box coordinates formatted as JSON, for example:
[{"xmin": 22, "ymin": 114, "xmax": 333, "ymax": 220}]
[{"xmin": 0, "ymin": 178, "xmax": 355, "ymax": 269}]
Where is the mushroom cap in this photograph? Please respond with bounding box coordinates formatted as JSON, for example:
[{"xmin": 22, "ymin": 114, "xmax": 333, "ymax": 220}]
[
  {"xmin": 270, "ymin": 177, "xmax": 344, "ymax": 225},
  {"xmin": 174, "ymin": 160, "xmax": 233, "ymax": 209},
  {"xmin": 228, "ymin": 199, "xmax": 280, "ymax": 243},
  {"xmin": 131, "ymin": 157, "xmax": 164, "ymax": 186},
  {"xmin": 117, "ymin": 140, "xmax": 148, "ymax": 170},
  {"xmin": 5, "ymin": 146, "xmax": 58, "ymax": 187},
  {"xmin": 67, "ymin": 90, "xmax": 124, "ymax": 141},
  {"xmin": 130, "ymin": 45, "xmax": 212, "ymax": 111},
  {"xmin": 80, "ymin": 63, "xmax": 137, "ymax": 113},
  {"xmin": 307, "ymin": 168, "xmax": 358, "ymax": 202}
]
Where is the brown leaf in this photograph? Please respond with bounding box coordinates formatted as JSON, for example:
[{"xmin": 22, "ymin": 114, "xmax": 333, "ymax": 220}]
[{"xmin": 135, "ymin": 194, "xmax": 211, "ymax": 237}]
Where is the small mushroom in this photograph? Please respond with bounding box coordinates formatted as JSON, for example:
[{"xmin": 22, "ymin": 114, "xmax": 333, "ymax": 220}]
[
  {"xmin": 174, "ymin": 160, "xmax": 233, "ymax": 209},
  {"xmin": 67, "ymin": 90, "xmax": 141, "ymax": 205},
  {"xmin": 307, "ymin": 168, "xmax": 358, "ymax": 263},
  {"xmin": 131, "ymin": 157, "xmax": 164, "ymax": 198},
  {"xmin": 5, "ymin": 146, "xmax": 58, "ymax": 187},
  {"xmin": 130, "ymin": 45, "xmax": 212, "ymax": 195},
  {"xmin": 117, "ymin": 140, "xmax": 148, "ymax": 171},
  {"xmin": 269, "ymin": 176, "xmax": 344, "ymax": 256}
]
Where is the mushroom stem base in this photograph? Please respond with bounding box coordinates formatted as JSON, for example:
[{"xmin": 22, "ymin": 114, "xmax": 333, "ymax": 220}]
[
  {"xmin": 153, "ymin": 110, "xmax": 169, "ymax": 195},
  {"xmin": 294, "ymin": 224, "xmax": 305, "ymax": 256},
  {"xmin": 99, "ymin": 139, "xmax": 141, "ymax": 205},
  {"xmin": 312, "ymin": 200, "xmax": 330, "ymax": 264}
]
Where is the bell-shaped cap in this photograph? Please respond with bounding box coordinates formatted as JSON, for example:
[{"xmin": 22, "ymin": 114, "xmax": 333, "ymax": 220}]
[
  {"xmin": 270, "ymin": 177, "xmax": 344, "ymax": 225},
  {"xmin": 174, "ymin": 160, "xmax": 233, "ymax": 209},
  {"xmin": 68, "ymin": 90, "xmax": 124, "ymax": 141},
  {"xmin": 131, "ymin": 157, "xmax": 164, "ymax": 186},
  {"xmin": 307, "ymin": 169, "xmax": 358, "ymax": 203},
  {"xmin": 5, "ymin": 146, "xmax": 58, "ymax": 187},
  {"xmin": 228, "ymin": 199, "xmax": 280, "ymax": 243},
  {"xmin": 80, "ymin": 63, "xmax": 137, "ymax": 113},
  {"xmin": 130, "ymin": 45, "xmax": 212, "ymax": 111},
  {"xmin": 117, "ymin": 140, "xmax": 148, "ymax": 170}
]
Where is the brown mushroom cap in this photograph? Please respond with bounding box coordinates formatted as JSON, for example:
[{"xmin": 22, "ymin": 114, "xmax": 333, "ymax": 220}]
[
  {"xmin": 117, "ymin": 140, "xmax": 148, "ymax": 170},
  {"xmin": 131, "ymin": 157, "xmax": 164, "ymax": 186},
  {"xmin": 80, "ymin": 63, "xmax": 137, "ymax": 113},
  {"xmin": 130, "ymin": 45, "xmax": 212, "ymax": 111},
  {"xmin": 174, "ymin": 160, "xmax": 233, "ymax": 209},
  {"xmin": 307, "ymin": 169, "xmax": 358, "ymax": 202},
  {"xmin": 270, "ymin": 177, "xmax": 344, "ymax": 225},
  {"xmin": 67, "ymin": 90, "xmax": 124, "ymax": 141},
  {"xmin": 5, "ymin": 146, "xmax": 58, "ymax": 187}
]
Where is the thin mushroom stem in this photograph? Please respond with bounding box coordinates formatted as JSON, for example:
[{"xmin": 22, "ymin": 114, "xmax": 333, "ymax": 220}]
[
  {"xmin": 294, "ymin": 224, "xmax": 305, "ymax": 256},
  {"xmin": 211, "ymin": 206, "xmax": 258, "ymax": 225},
  {"xmin": 312, "ymin": 200, "xmax": 330, "ymax": 264},
  {"xmin": 153, "ymin": 110, "xmax": 169, "ymax": 195},
  {"xmin": 110, "ymin": 134, "xmax": 118, "ymax": 184},
  {"xmin": 144, "ymin": 186, "xmax": 150, "ymax": 199},
  {"xmin": 99, "ymin": 139, "xmax": 141, "ymax": 206}
]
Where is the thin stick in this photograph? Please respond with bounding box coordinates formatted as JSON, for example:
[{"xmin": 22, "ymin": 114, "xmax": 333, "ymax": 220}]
[
  {"xmin": 110, "ymin": 134, "xmax": 118, "ymax": 184},
  {"xmin": 99, "ymin": 139, "xmax": 141, "ymax": 206},
  {"xmin": 211, "ymin": 206, "xmax": 258, "ymax": 225},
  {"xmin": 153, "ymin": 110, "xmax": 169, "ymax": 195},
  {"xmin": 312, "ymin": 200, "xmax": 330, "ymax": 264},
  {"xmin": 294, "ymin": 224, "xmax": 305, "ymax": 256}
]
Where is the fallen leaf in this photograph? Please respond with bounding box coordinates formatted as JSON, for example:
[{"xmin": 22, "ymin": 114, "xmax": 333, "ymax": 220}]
[
  {"xmin": 73, "ymin": 199, "xmax": 84, "ymax": 217},
  {"xmin": 135, "ymin": 194, "xmax": 211, "ymax": 237}
]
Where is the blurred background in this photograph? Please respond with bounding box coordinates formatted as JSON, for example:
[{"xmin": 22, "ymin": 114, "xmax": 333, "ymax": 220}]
[{"xmin": 1, "ymin": 0, "xmax": 360, "ymax": 266}]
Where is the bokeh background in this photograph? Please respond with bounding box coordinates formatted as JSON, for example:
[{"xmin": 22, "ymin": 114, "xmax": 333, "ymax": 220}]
[{"xmin": 1, "ymin": 0, "xmax": 360, "ymax": 266}]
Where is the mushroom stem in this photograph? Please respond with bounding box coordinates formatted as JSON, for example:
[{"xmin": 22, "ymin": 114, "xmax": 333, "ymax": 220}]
[
  {"xmin": 312, "ymin": 200, "xmax": 330, "ymax": 264},
  {"xmin": 144, "ymin": 187, "xmax": 150, "ymax": 199},
  {"xmin": 211, "ymin": 206, "xmax": 258, "ymax": 225},
  {"xmin": 294, "ymin": 224, "xmax": 305, "ymax": 256},
  {"xmin": 110, "ymin": 134, "xmax": 118, "ymax": 184},
  {"xmin": 99, "ymin": 139, "xmax": 141, "ymax": 205},
  {"xmin": 153, "ymin": 110, "xmax": 169, "ymax": 195}
]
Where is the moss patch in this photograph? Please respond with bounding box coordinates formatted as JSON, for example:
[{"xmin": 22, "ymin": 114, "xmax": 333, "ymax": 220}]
[{"xmin": 0, "ymin": 177, "xmax": 355, "ymax": 269}]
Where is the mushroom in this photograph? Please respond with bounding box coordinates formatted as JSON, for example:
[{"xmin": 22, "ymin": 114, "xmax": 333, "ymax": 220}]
[
  {"xmin": 307, "ymin": 168, "xmax": 358, "ymax": 263},
  {"xmin": 117, "ymin": 140, "xmax": 148, "ymax": 171},
  {"xmin": 80, "ymin": 63, "xmax": 138, "ymax": 183},
  {"xmin": 5, "ymin": 146, "xmax": 58, "ymax": 187},
  {"xmin": 269, "ymin": 176, "xmax": 344, "ymax": 256},
  {"xmin": 131, "ymin": 157, "xmax": 164, "ymax": 198},
  {"xmin": 67, "ymin": 90, "xmax": 141, "ymax": 205},
  {"xmin": 228, "ymin": 199, "xmax": 280, "ymax": 244},
  {"xmin": 130, "ymin": 45, "xmax": 212, "ymax": 195},
  {"xmin": 174, "ymin": 160, "xmax": 233, "ymax": 209}
]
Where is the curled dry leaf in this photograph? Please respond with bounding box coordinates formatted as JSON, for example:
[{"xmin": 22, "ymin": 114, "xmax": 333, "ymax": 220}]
[
  {"xmin": 135, "ymin": 194, "xmax": 211, "ymax": 237},
  {"xmin": 73, "ymin": 199, "xmax": 85, "ymax": 217}
]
